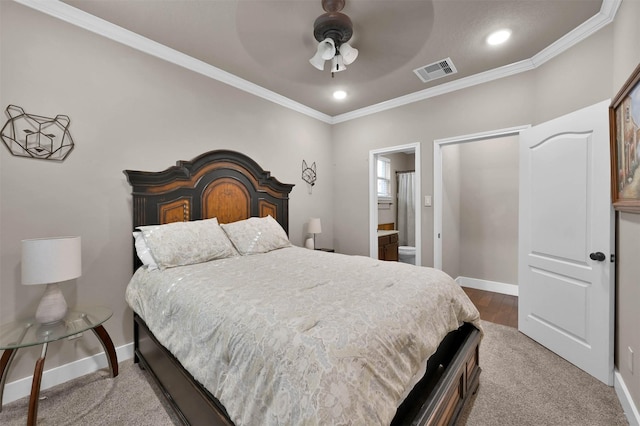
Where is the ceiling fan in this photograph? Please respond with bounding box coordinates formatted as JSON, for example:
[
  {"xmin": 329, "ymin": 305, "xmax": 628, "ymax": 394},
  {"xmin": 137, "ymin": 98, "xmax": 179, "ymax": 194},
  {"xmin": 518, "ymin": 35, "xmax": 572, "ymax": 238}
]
[{"xmin": 309, "ymin": 0, "xmax": 358, "ymax": 74}]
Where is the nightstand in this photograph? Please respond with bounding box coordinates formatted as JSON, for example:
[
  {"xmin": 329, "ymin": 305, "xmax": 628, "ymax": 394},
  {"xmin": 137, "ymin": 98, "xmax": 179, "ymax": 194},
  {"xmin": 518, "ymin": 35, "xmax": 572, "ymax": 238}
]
[
  {"xmin": 315, "ymin": 248, "xmax": 335, "ymax": 252},
  {"xmin": 0, "ymin": 306, "xmax": 117, "ymax": 425}
]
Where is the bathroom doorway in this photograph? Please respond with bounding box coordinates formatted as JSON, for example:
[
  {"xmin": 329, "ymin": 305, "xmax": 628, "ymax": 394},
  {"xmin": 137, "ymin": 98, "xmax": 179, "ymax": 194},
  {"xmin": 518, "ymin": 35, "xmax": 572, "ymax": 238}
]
[{"xmin": 369, "ymin": 143, "xmax": 421, "ymax": 266}]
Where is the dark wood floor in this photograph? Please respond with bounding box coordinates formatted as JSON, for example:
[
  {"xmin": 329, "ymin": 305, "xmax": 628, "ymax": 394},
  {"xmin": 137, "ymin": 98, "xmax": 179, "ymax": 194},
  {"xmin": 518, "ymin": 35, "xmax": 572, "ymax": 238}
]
[{"xmin": 462, "ymin": 287, "xmax": 518, "ymax": 328}]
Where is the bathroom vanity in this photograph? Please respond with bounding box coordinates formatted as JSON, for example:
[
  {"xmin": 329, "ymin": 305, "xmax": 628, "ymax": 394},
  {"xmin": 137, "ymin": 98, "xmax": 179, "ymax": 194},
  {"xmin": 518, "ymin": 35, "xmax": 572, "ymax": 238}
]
[{"xmin": 377, "ymin": 230, "xmax": 399, "ymax": 261}]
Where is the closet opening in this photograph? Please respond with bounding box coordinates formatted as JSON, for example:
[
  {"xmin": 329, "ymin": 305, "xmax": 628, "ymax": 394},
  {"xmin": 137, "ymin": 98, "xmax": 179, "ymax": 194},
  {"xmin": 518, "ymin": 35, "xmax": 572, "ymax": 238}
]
[{"xmin": 433, "ymin": 126, "xmax": 528, "ymax": 296}]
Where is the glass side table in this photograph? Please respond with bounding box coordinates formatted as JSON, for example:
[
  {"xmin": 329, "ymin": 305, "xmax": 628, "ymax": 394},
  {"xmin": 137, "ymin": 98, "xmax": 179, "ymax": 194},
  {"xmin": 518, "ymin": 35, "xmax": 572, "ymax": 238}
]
[{"xmin": 0, "ymin": 306, "xmax": 118, "ymax": 426}]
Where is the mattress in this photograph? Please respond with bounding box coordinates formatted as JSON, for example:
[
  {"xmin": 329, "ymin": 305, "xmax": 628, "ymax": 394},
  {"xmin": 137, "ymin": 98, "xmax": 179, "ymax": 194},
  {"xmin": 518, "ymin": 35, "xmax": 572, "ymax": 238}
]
[{"xmin": 126, "ymin": 246, "xmax": 481, "ymax": 425}]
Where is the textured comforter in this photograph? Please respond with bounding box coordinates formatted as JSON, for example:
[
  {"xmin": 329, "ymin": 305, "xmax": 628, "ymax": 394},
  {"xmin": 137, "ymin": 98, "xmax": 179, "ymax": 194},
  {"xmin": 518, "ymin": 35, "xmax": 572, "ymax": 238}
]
[{"xmin": 126, "ymin": 246, "xmax": 481, "ymax": 425}]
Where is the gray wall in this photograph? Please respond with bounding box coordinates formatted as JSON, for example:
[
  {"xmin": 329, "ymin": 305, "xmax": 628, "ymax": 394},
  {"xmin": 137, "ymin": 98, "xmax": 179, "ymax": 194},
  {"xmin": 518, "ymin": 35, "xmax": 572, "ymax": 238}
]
[
  {"xmin": 0, "ymin": 1, "xmax": 333, "ymax": 381},
  {"xmin": 332, "ymin": 72, "xmax": 537, "ymax": 260},
  {"xmin": 611, "ymin": 0, "xmax": 640, "ymax": 412},
  {"xmin": 442, "ymin": 144, "xmax": 461, "ymax": 279},
  {"xmin": 442, "ymin": 136, "xmax": 519, "ymax": 285},
  {"xmin": 617, "ymin": 213, "xmax": 640, "ymax": 410},
  {"xmin": 459, "ymin": 137, "xmax": 519, "ymax": 284}
]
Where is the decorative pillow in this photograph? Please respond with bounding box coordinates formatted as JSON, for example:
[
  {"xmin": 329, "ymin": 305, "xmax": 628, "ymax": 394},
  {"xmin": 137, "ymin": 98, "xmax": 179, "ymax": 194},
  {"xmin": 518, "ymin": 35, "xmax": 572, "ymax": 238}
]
[
  {"xmin": 221, "ymin": 215, "xmax": 291, "ymax": 255},
  {"xmin": 136, "ymin": 217, "xmax": 237, "ymax": 269},
  {"xmin": 133, "ymin": 231, "xmax": 159, "ymax": 270}
]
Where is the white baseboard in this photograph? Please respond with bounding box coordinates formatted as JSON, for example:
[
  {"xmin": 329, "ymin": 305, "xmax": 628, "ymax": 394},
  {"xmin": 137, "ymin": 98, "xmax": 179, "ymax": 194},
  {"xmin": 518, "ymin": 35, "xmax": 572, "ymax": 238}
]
[
  {"xmin": 615, "ymin": 369, "xmax": 640, "ymax": 426},
  {"xmin": 456, "ymin": 276, "xmax": 519, "ymax": 296},
  {"xmin": 2, "ymin": 342, "xmax": 134, "ymax": 406}
]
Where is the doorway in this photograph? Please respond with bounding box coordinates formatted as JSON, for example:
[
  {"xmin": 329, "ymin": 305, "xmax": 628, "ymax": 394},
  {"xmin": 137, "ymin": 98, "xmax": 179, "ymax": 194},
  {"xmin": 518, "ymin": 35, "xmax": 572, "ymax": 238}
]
[
  {"xmin": 369, "ymin": 143, "xmax": 421, "ymax": 266},
  {"xmin": 432, "ymin": 102, "xmax": 614, "ymax": 385},
  {"xmin": 433, "ymin": 125, "xmax": 528, "ymax": 295}
]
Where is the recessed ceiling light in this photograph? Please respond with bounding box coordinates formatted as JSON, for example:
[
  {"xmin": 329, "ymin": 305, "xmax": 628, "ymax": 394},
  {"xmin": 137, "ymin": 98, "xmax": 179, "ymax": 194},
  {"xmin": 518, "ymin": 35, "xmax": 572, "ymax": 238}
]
[
  {"xmin": 487, "ymin": 29, "xmax": 511, "ymax": 46},
  {"xmin": 333, "ymin": 90, "xmax": 347, "ymax": 100}
]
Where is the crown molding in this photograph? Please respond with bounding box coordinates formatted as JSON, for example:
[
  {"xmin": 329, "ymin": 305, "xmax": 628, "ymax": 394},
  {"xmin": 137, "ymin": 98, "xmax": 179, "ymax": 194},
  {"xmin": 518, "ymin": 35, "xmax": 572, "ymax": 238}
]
[
  {"xmin": 12, "ymin": 0, "xmax": 333, "ymax": 124},
  {"xmin": 531, "ymin": 0, "xmax": 621, "ymax": 67},
  {"xmin": 331, "ymin": 59, "xmax": 536, "ymax": 124},
  {"xmin": 14, "ymin": 0, "xmax": 620, "ymax": 125},
  {"xmin": 332, "ymin": 0, "xmax": 621, "ymax": 124}
]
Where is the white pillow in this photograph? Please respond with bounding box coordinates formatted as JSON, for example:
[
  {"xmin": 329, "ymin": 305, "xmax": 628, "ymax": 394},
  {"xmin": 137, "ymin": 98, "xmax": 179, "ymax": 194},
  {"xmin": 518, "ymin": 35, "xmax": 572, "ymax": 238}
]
[
  {"xmin": 133, "ymin": 231, "xmax": 159, "ymax": 270},
  {"xmin": 136, "ymin": 217, "xmax": 236, "ymax": 269},
  {"xmin": 220, "ymin": 215, "xmax": 291, "ymax": 255}
]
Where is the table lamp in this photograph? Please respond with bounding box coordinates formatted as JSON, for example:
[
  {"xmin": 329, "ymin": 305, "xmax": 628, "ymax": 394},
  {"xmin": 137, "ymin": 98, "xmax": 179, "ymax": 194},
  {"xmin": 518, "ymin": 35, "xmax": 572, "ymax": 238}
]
[
  {"xmin": 308, "ymin": 218, "xmax": 322, "ymax": 250},
  {"xmin": 22, "ymin": 236, "xmax": 81, "ymax": 324}
]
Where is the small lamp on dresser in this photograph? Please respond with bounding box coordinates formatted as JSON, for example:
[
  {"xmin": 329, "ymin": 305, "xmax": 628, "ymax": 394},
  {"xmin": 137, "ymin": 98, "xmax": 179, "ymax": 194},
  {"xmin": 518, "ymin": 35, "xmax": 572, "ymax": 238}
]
[{"xmin": 21, "ymin": 236, "xmax": 82, "ymax": 324}]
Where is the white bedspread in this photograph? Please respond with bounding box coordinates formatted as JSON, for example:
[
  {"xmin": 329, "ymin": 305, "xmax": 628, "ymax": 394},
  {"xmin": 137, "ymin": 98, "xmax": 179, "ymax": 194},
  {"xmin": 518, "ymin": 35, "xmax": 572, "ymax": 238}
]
[{"xmin": 126, "ymin": 246, "xmax": 481, "ymax": 425}]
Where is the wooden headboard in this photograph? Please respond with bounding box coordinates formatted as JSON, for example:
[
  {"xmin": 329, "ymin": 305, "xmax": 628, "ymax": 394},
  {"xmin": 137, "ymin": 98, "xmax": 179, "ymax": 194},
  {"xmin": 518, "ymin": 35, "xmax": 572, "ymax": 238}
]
[{"xmin": 124, "ymin": 150, "xmax": 294, "ymax": 266}]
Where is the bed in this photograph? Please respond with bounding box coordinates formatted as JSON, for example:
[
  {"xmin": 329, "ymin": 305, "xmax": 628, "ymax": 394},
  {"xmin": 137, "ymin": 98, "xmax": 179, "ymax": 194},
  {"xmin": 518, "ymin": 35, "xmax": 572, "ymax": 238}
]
[{"xmin": 124, "ymin": 149, "xmax": 482, "ymax": 426}]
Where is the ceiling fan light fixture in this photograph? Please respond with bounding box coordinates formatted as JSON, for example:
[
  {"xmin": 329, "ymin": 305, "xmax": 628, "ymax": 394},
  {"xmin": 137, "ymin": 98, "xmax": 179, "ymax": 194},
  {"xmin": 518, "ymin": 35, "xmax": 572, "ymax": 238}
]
[
  {"xmin": 310, "ymin": 0, "xmax": 357, "ymax": 73},
  {"xmin": 339, "ymin": 42, "xmax": 358, "ymax": 65},
  {"xmin": 319, "ymin": 38, "xmax": 336, "ymax": 60},
  {"xmin": 313, "ymin": 12, "xmax": 353, "ymax": 44},
  {"xmin": 310, "ymin": 52, "xmax": 327, "ymax": 71},
  {"xmin": 309, "ymin": 38, "xmax": 336, "ymax": 70}
]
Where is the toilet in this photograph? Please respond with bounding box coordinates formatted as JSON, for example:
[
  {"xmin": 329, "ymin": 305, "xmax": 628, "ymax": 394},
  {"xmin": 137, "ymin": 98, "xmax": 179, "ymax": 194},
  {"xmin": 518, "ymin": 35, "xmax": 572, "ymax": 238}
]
[{"xmin": 398, "ymin": 246, "xmax": 415, "ymax": 264}]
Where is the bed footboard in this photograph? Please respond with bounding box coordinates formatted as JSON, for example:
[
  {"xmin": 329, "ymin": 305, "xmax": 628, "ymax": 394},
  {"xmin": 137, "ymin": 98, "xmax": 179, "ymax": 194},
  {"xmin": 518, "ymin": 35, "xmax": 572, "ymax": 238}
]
[
  {"xmin": 134, "ymin": 313, "xmax": 480, "ymax": 426},
  {"xmin": 392, "ymin": 322, "xmax": 481, "ymax": 425}
]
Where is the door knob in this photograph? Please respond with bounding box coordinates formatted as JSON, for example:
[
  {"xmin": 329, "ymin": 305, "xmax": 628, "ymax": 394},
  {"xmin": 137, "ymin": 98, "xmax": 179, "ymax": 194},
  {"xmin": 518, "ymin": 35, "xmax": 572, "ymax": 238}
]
[{"xmin": 589, "ymin": 252, "xmax": 606, "ymax": 262}]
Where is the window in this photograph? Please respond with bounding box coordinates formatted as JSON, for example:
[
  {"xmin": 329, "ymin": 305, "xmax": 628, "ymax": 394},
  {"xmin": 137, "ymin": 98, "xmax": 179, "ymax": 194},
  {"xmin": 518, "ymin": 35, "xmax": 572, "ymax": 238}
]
[{"xmin": 377, "ymin": 156, "xmax": 391, "ymax": 199}]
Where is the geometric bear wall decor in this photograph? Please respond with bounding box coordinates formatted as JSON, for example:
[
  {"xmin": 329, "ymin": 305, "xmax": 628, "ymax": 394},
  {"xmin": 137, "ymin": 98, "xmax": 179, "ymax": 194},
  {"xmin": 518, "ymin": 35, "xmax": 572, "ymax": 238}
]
[{"xmin": 1, "ymin": 105, "xmax": 75, "ymax": 161}]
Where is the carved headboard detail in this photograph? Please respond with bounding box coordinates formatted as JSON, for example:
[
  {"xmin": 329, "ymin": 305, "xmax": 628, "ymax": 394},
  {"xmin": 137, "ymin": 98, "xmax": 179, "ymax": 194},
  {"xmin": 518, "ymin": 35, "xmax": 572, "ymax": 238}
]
[{"xmin": 124, "ymin": 150, "xmax": 295, "ymax": 268}]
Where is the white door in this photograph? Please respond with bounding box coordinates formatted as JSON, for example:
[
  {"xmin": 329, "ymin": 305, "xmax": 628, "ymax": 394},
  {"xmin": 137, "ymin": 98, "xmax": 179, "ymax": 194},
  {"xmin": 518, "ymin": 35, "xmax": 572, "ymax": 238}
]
[{"xmin": 518, "ymin": 100, "xmax": 614, "ymax": 385}]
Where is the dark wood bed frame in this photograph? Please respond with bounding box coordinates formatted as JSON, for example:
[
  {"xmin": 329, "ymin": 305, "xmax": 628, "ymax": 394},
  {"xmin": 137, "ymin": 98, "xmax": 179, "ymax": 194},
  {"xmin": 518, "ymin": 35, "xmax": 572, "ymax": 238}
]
[{"xmin": 124, "ymin": 149, "xmax": 481, "ymax": 426}]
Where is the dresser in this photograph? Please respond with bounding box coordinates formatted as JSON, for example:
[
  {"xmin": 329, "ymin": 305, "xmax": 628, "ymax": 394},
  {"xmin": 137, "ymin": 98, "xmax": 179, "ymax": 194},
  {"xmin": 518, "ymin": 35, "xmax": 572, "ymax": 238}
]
[{"xmin": 378, "ymin": 230, "xmax": 399, "ymax": 261}]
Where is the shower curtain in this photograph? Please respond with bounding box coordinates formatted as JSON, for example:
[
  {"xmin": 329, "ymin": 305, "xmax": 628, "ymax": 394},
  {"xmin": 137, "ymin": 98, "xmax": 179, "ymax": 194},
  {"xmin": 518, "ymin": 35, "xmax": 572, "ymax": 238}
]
[{"xmin": 397, "ymin": 171, "xmax": 415, "ymax": 246}]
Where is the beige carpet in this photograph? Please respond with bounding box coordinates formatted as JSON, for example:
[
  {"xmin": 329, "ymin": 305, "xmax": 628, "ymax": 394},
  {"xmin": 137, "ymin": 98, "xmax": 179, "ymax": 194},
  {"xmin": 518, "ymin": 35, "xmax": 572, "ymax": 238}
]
[
  {"xmin": 0, "ymin": 321, "xmax": 629, "ymax": 425},
  {"xmin": 0, "ymin": 359, "xmax": 180, "ymax": 426},
  {"xmin": 459, "ymin": 321, "xmax": 628, "ymax": 425}
]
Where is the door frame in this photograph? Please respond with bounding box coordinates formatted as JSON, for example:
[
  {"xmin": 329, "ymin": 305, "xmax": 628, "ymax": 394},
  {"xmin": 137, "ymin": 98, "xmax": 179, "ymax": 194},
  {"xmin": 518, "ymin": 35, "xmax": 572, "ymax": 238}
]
[
  {"xmin": 433, "ymin": 125, "xmax": 530, "ymax": 270},
  {"xmin": 369, "ymin": 142, "xmax": 421, "ymax": 265}
]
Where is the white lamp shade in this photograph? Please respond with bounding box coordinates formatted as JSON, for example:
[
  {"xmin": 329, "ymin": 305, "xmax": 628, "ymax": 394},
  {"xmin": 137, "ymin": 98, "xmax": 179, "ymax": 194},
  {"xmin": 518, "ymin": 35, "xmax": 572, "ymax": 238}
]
[
  {"xmin": 340, "ymin": 43, "xmax": 358, "ymax": 65},
  {"xmin": 22, "ymin": 236, "xmax": 82, "ymax": 285},
  {"xmin": 309, "ymin": 38, "xmax": 336, "ymax": 70},
  {"xmin": 308, "ymin": 218, "xmax": 322, "ymax": 234}
]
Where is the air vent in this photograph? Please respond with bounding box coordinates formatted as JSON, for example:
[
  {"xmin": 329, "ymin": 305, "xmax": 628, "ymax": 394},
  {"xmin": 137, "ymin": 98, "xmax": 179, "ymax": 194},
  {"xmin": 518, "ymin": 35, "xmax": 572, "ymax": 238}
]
[{"xmin": 413, "ymin": 58, "xmax": 457, "ymax": 83}]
